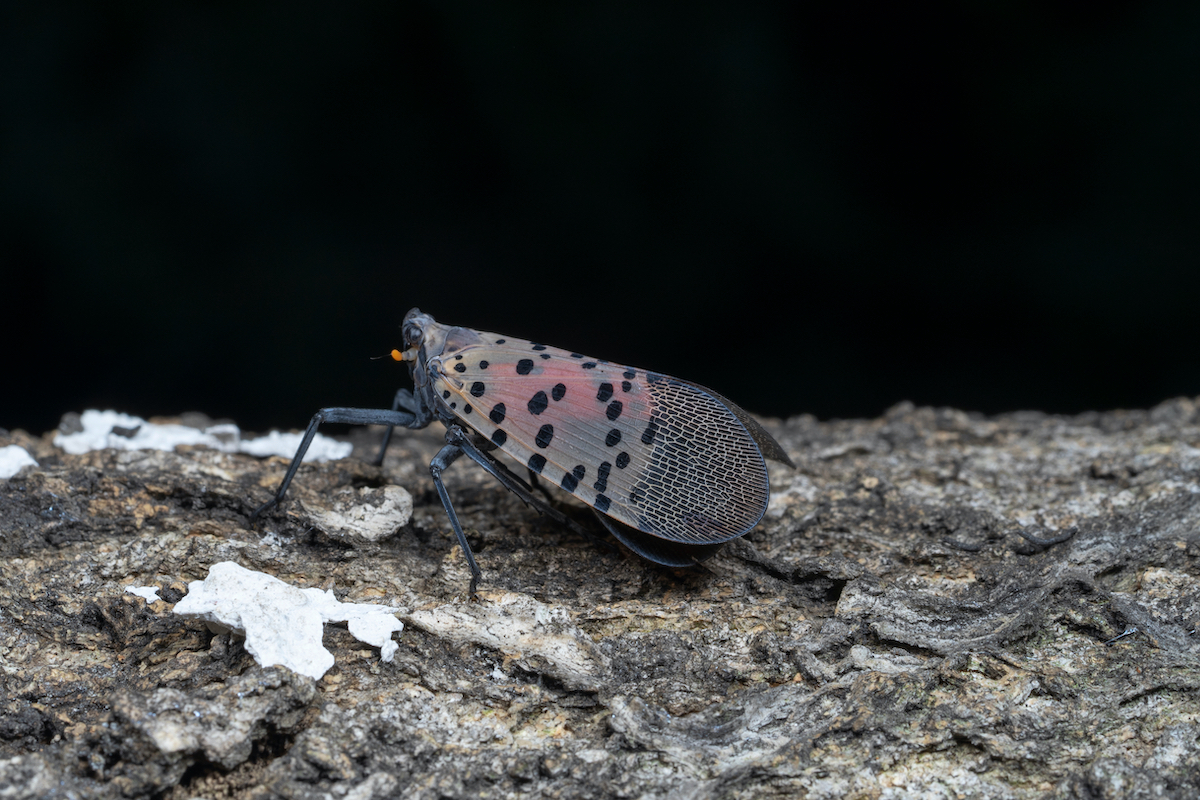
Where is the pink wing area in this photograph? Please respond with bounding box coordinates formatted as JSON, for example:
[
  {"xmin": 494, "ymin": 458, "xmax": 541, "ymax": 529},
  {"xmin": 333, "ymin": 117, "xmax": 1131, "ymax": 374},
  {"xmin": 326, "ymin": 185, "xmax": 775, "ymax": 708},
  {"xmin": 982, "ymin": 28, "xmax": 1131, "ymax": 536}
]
[{"xmin": 428, "ymin": 332, "xmax": 772, "ymax": 545}]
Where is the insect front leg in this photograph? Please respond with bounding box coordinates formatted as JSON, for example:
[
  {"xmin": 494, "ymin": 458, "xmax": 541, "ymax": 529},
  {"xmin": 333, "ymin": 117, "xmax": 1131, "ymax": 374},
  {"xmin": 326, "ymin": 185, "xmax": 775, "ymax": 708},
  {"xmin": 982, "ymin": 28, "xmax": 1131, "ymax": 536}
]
[
  {"xmin": 250, "ymin": 406, "xmax": 426, "ymax": 522},
  {"xmin": 428, "ymin": 442, "xmax": 484, "ymax": 596},
  {"xmin": 372, "ymin": 388, "xmax": 419, "ymax": 466}
]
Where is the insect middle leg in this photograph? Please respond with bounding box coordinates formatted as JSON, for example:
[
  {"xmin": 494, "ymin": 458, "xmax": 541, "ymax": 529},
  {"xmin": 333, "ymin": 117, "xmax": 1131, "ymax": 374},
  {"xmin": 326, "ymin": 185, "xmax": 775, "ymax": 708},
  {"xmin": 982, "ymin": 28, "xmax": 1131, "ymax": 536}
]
[
  {"xmin": 429, "ymin": 442, "xmax": 485, "ymax": 596},
  {"xmin": 430, "ymin": 431, "xmax": 598, "ymax": 598},
  {"xmin": 442, "ymin": 427, "xmax": 617, "ymax": 555}
]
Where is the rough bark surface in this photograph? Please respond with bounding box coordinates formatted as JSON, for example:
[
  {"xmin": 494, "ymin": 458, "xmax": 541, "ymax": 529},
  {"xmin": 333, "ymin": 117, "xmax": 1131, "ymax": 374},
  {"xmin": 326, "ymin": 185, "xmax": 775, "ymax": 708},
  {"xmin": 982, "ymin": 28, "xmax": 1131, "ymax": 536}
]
[{"xmin": 1, "ymin": 399, "xmax": 1198, "ymax": 799}]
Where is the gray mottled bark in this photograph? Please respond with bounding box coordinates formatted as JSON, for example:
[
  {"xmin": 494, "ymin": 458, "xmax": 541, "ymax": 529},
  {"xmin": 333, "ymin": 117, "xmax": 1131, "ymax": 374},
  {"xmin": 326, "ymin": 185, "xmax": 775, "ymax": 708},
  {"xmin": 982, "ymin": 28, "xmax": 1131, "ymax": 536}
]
[{"xmin": 1, "ymin": 398, "xmax": 1198, "ymax": 799}]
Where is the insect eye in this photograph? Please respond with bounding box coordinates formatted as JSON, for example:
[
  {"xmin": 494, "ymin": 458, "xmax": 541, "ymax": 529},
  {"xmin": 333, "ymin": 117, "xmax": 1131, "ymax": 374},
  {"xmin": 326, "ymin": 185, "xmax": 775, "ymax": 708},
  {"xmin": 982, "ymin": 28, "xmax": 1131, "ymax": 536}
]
[{"xmin": 403, "ymin": 324, "xmax": 422, "ymax": 348}]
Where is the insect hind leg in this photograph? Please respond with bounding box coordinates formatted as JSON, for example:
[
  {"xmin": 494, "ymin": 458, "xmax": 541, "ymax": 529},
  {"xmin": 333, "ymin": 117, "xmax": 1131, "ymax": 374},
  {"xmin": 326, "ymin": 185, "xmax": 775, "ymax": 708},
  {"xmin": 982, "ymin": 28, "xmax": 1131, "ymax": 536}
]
[{"xmin": 525, "ymin": 470, "xmax": 557, "ymax": 505}]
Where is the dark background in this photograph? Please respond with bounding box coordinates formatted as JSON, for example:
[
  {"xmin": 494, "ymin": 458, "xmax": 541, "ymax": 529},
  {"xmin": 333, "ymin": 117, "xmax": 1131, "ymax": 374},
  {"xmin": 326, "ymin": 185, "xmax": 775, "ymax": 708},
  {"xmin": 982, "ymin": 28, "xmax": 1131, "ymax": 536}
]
[{"xmin": 3, "ymin": 2, "xmax": 1197, "ymax": 437}]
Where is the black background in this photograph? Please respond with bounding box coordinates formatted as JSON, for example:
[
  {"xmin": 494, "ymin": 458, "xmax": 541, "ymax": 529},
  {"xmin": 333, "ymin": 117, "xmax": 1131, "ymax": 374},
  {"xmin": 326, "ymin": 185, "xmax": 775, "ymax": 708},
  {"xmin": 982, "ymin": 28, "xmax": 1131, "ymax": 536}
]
[{"xmin": 3, "ymin": 2, "xmax": 1197, "ymax": 437}]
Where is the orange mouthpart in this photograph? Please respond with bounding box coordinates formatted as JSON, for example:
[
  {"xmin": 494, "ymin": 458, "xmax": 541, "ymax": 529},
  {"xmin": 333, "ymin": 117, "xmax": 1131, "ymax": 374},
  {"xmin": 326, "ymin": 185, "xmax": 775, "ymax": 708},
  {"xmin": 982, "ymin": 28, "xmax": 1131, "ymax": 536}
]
[{"xmin": 392, "ymin": 347, "xmax": 419, "ymax": 362}]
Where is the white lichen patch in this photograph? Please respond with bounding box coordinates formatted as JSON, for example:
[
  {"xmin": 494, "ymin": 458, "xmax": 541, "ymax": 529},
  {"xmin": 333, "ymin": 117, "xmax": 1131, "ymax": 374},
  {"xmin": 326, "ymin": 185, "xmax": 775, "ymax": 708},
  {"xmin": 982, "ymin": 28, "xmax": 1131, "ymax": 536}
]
[
  {"xmin": 0, "ymin": 445, "xmax": 37, "ymax": 479},
  {"xmin": 125, "ymin": 585, "xmax": 161, "ymax": 603},
  {"xmin": 173, "ymin": 561, "xmax": 403, "ymax": 679},
  {"xmin": 54, "ymin": 409, "xmax": 352, "ymax": 462}
]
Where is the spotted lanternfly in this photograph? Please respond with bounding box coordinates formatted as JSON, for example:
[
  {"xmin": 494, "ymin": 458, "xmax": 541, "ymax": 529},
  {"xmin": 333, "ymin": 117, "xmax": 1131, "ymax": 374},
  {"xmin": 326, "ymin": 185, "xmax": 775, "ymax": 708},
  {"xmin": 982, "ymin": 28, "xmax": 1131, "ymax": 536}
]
[{"xmin": 251, "ymin": 308, "xmax": 794, "ymax": 594}]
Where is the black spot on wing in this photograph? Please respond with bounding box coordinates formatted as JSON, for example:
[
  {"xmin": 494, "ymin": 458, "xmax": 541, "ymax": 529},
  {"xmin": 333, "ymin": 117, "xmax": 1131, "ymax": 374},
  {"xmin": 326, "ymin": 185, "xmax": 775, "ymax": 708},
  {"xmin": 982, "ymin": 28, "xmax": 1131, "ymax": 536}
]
[
  {"xmin": 528, "ymin": 391, "xmax": 549, "ymax": 415},
  {"xmin": 597, "ymin": 383, "xmax": 613, "ymax": 403},
  {"xmin": 594, "ymin": 461, "xmax": 611, "ymax": 493},
  {"xmin": 605, "ymin": 428, "xmax": 622, "ymax": 447},
  {"xmin": 491, "ymin": 429, "xmax": 507, "ymax": 446},
  {"xmin": 528, "ymin": 453, "xmax": 546, "ymax": 474},
  {"xmin": 552, "ymin": 383, "xmax": 566, "ymax": 401},
  {"xmin": 516, "ymin": 359, "xmax": 534, "ymax": 375},
  {"xmin": 470, "ymin": 382, "xmax": 485, "ymax": 397},
  {"xmin": 489, "ymin": 403, "xmax": 507, "ymax": 425},
  {"xmin": 606, "ymin": 401, "xmax": 623, "ymax": 421},
  {"xmin": 535, "ymin": 424, "xmax": 555, "ymax": 448},
  {"xmin": 561, "ymin": 465, "xmax": 585, "ymax": 493}
]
